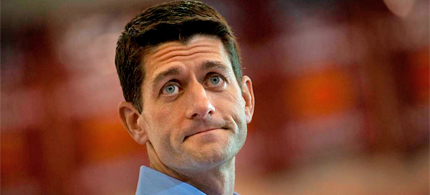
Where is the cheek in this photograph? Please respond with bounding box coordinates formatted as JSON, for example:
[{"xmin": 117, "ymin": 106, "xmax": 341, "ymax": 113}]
[
  {"xmin": 146, "ymin": 104, "xmax": 184, "ymax": 146},
  {"xmin": 223, "ymin": 88, "xmax": 245, "ymax": 110},
  {"xmin": 215, "ymin": 90, "xmax": 248, "ymax": 147},
  {"xmin": 214, "ymin": 89, "xmax": 246, "ymax": 121}
]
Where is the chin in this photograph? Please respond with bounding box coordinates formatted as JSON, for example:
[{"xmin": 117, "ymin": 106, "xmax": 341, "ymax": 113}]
[{"xmin": 186, "ymin": 143, "xmax": 241, "ymax": 169}]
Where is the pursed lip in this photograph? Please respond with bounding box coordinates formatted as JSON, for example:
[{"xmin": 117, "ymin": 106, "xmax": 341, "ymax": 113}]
[{"xmin": 183, "ymin": 127, "xmax": 226, "ymax": 141}]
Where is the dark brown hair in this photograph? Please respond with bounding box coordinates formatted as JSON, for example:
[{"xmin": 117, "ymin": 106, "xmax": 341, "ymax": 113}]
[{"xmin": 115, "ymin": 0, "xmax": 242, "ymax": 113}]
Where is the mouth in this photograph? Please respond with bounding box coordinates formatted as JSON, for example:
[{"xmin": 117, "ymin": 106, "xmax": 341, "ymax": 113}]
[{"xmin": 184, "ymin": 127, "xmax": 227, "ymax": 141}]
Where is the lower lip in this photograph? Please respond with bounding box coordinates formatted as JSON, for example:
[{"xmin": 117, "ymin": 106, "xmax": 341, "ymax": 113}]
[{"xmin": 185, "ymin": 129, "xmax": 223, "ymax": 141}]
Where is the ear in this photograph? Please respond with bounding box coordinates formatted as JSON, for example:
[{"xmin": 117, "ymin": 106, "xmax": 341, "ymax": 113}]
[
  {"xmin": 118, "ymin": 101, "xmax": 148, "ymax": 145},
  {"xmin": 241, "ymin": 76, "xmax": 255, "ymax": 124}
]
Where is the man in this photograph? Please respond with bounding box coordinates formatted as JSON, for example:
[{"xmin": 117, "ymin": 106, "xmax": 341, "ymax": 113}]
[{"xmin": 115, "ymin": 1, "xmax": 255, "ymax": 194}]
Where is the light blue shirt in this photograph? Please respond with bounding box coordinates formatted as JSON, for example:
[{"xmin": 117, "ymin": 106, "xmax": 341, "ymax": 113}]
[{"xmin": 136, "ymin": 166, "xmax": 239, "ymax": 195}]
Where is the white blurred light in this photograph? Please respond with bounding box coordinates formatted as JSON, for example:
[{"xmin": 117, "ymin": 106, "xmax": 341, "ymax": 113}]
[{"xmin": 383, "ymin": 0, "xmax": 416, "ymax": 18}]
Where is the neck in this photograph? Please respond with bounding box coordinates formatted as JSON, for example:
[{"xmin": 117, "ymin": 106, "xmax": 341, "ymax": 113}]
[
  {"xmin": 146, "ymin": 142, "xmax": 236, "ymax": 195},
  {"xmin": 184, "ymin": 158, "xmax": 236, "ymax": 195}
]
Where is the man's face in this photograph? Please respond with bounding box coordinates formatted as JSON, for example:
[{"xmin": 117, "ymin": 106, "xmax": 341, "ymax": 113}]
[{"xmin": 137, "ymin": 35, "xmax": 253, "ymax": 172}]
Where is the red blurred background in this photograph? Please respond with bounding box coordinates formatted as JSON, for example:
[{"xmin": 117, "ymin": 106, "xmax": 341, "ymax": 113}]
[{"xmin": 1, "ymin": 0, "xmax": 429, "ymax": 194}]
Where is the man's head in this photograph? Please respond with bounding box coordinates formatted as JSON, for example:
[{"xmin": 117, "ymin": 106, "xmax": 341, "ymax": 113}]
[
  {"xmin": 115, "ymin": 0, "xmax": 242, "ymax": 113},
  {"xmin": 116, "ymin": 0, "xmax": 254, "ymax": 175}
]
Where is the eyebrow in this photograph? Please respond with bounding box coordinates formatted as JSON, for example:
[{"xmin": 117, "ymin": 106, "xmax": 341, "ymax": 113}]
[
  {"xmin": 151, "ymin": 66, "xmax": 181, "ymax": 91},
  {"xmin": 200, "ymin": 61, "xmax": 228, "ymax": 72}
]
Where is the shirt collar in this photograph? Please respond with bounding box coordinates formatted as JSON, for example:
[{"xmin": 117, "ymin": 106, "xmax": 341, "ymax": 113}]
[{"xmin": 136, "ymin": 166, "xmax": 239, "ymax": 195}]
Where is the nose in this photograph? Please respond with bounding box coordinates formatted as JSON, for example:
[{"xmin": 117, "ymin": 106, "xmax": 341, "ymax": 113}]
[{"xmin": 185, "ymin": 82, "xmax": 215, "ymax": 120}]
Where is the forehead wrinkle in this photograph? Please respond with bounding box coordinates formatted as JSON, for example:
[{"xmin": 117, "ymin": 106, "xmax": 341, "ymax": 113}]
[
  {"xmin": 148, "ymin": 42, "xmax": 183, "ymax": 60},
  {"xmin": 153, "ymin": 44, "xmax": 221, "ymax": 64},
  {"xmin": 159, "ymin": 50, "xmax": 222, "ymax": 66}
]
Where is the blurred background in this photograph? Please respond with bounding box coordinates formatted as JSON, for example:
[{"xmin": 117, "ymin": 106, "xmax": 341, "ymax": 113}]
[{"xmin": 1, "ymin": 0, "xmax": 429, "ymax": 194}]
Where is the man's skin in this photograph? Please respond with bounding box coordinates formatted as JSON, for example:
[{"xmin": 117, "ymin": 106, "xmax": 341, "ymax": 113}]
[{"xmin": 118, "ymin": 35, "xmax": 255, "ymax": 195}]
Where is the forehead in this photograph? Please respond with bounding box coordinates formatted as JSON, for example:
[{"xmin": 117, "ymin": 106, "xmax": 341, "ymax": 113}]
[{"xmin": 143, "ymin": 35, "xmax": 230, "ymax": 75}]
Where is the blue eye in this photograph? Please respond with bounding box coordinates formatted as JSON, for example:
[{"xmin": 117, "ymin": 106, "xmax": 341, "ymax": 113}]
[
  {"xmin": 210, "ymin": 76, "xmax": 220, "ymax": 85},
  {"xmin": 206, "ymin": 74, "xmax": 226, "ymax": 88},
  {"xmin": 162, "ymin": 84, "xmax": 179, "ymax": 95}
]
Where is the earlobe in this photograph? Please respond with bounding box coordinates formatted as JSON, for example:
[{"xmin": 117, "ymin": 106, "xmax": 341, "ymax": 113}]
[
  {"xmin": 118, "ymin": 102, "xmax": 148, "ymax": 145},
  {"xmin": 241, "ymin": 76, "xmax": 255, "ymax": 124}
]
